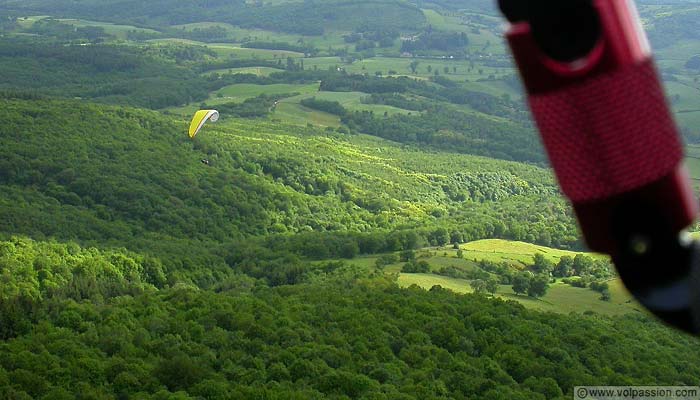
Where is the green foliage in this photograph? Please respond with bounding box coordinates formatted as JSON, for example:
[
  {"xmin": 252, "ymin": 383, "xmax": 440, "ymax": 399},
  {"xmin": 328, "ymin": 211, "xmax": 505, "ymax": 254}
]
[
  {"xmin": 0, "ymin": 36, "xmax": 228, "ymax": 109},
  {"xmin": 342, "ymin": 107, "xmax": 543, "ymax": 163},
  {"xmin": 0, "ymin": 15, "xmax": 19, "ymax": 32},
  {"xmin": 243, "ymin": 41, "xmax": 317, "ymax": 55},
  {"xmin": 555, "ymin": 256, "xmax": 574, "ymax": 278},
  {"xmin": 25, "ymin": 18, "xmax": 111, "ymax": 41},
  {"xmin": 299, "ymin": 97, "xmax": 348, "ymax": 116},
  {"xmin": 590, "ymin": 281, "xmax": 610, "ymax": 294},
  {"xmin": 402, "ymin": 259, "xmax": 431, "ymax": 273},
  {"xmin": 573, "ymin": 254, "xmax": 595, "ymax": 276},
  {"xmin": 512, "ymin": 272, "xmax": 530, "ymax": 295},
  {"xmin": 165, "ymin": 26, "xmax": 228, "ymax": 43},
  {"xmin": 400, "ymin": 250, "xmax": 417, "ymax": 262},
  {"xmin": 470, "ymin": 277, "xmax": 497, "ymax": 294},
  {"xmin": 0, "ymin": 236, "xmax": 165, "ymax": 339},
  {"xmin": 363, "ymin": 93, "xmax": 432, "ymax": 112},
  {"xmin": 0, "ymin": 267, "xmax": 698, "ymax": 398},
  {"xmin": 197, "ymin": 59, "xmax": 283, "ymax": 73},
  {"xmin": 210, "ymin": 94, "xmax": 294, "ymax": 118},
  {"xmin": 527, "ymin": 274, "xmax": 550, "ymax": 298},
  {"xmin": 401, "ymin": 31, "xmax": 469, "ymax": 55},
  {"xmin": 0, "ymin": 98, "xmax": 578, "ymax": 274},
  {"xmin": 531, "ymin": 253, "xmax": 554, "ymax": 275},
  {"xmin": 2, "ymin": 0, "xmax": 426, "ymax": 35},
  {"xmin": 375, "ymin": 253, "xmax": 399, "ymax": 268}
]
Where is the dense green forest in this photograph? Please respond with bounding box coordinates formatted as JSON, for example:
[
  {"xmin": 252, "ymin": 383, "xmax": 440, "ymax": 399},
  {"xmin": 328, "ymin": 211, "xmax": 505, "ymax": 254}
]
[
  {"xmin": 0, "ymin": 97, "xmax": 577, "ymax": 268},
  {"xmin": 1, "ymin": 237, "xmax": 699, "ymax": 399},
  {"xmin": 0, "ymin": 36, "xmax": 228, "ymax": 109},
  {"xmin": 0, "ymin": 35, "xmax": 540, "ymax": 163},
  {"xmin": 1, "ymin": 0, "xmax": 700, "ymax": 397}
]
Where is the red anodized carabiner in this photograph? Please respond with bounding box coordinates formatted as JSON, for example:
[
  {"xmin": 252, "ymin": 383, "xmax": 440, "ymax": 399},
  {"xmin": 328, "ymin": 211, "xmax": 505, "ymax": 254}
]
[{"xmin": 499, "ymin": 0, "xmax": 700, "ymax": 333}]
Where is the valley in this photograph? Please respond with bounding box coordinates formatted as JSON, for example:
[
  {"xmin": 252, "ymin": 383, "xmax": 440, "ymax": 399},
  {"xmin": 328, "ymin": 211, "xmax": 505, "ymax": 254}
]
[{"xmin": 1, "ymin": 0, "xmax": 700, "ymax": 398}]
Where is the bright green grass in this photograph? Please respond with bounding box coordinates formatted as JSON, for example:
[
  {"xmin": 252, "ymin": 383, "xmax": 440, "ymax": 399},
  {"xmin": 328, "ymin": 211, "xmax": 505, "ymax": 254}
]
[
  {"xmin": 163, "ymin": 83, "xmax": 320, "ymax": 115},
  {"xmin": 15, "ymin": 15, "xmax": 159, "ymax": 39},
  {"xmin": 422, "ymin": 9, "xmax": 506, "ymax": 54},
  {"xmin": 58, "ymin": 18, "xmax": 160, "ymax": 39},
  {"xmin": 285, "ymin": 91, "xmax": 415, "ymax": 116},
  {"xmin": 399, "ymin": 273, "xmax": 472, "ymax": 293},
  {"xmin": 208, "ymin": 43, "xmax": 304, "ymax": 59},
  {"xmin": 147, "ymin": 39, "xmax": 303, "ymax": 59},
  {"xmin": 340, "ymin": 239, "xmax": 629, "ymax": 316},
  {"xmin": 302, "ymin": 56, "xmax": 513, "ymax": 83},
  {"xmin": 147, "ymin": 38, "xmax": 204, "ymax": 46},
  {"xmin": 170, "ymin": 22, "xmax": 348, "ymax": 50},
  {"xmin": 171, "ymin": 83, "xmax": 413, "ymax": 121},
  {"xmin": 465, "ymin": 31, "xmax": 505, "ymax": 55},
  {"xmin": 15, "ymin": 15, "xmax": 51, "ymax": 29},
  {"xmin": 399, "ymin": 274, "xmax": 640, "ymax": 316},
  {"xmin": 458, "ymin": 239, "xmax": 601, "ymax": 267},
  {"xmin": 462, "ymin": 79, "xmax": 521, "ymax": 100},
  {"xmin": 204, "ymin": 67, "xmax": 284, "ymax": 77},
  {"xmin": 423, "ymin": 9, "xmax": 467, "ymax": 32},
  {"xmin": 498, "ymin": 280, "xmax": 640, "ymax": 316},
  {"xmin": 420, "ymin": 255, "xmax": 480, "ymax": 272},
  {"xmin": 272, "ymin": 102, "xmax": 341, "ymax": 127},
  {"xmin": 212, "ymin": 82, "xmax": 320, "ymax": 103}
]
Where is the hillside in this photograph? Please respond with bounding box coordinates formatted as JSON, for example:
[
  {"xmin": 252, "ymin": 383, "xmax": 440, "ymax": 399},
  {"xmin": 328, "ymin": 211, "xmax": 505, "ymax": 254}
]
[
  {"xmin": 0, "ymin": 97, "xmax": 577, "ymax": 267},
  {"xmin": 1, "ymin": 237, "xmax": 699, "ymax": 399},
  {"xmin": 0, "ymin": 0, "xmax": 427, "ymax": 34}
]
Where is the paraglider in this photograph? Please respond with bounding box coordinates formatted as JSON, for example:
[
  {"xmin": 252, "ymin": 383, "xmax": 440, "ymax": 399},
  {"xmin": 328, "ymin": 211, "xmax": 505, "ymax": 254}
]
[{"xmin": 188, "ymin": 110, "xmax": 219, "ymax": 139}]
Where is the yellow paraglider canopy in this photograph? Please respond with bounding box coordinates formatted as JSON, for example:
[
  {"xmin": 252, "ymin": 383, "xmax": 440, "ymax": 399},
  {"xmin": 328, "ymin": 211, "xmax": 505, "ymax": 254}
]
[{"xmin": 188, "ymin": 110, "xmax": 219, "ymax": 139}]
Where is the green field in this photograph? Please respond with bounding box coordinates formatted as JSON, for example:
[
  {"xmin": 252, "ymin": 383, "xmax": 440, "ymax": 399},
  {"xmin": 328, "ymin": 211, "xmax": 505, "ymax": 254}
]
[
  {"xmin": 172, "ymin": 22, "xmax": 349, "ymax": 50},
  {"xmin": 204, "ymin": 66, "xmax": 285, "ymax": 77},
  {"xmin": 15, "ymin": 15, "xmax": 51, "ymax": 29},
  {"xmin": 459, "ymin": 239, "xmax": 598, "ymax": 266},
  {"xmin": 16, "ymin": 15, "xmax": 160, "ymax": 39},
  {"xmin": 285, "ymin": 91, "xmax": 415, "ymax": 116},
  {"xmin": 398, "ymin": 273, "xmax": 639, "ymax": 316},
  {"xmin": 421, "ymin": 9, "xmax": 505, "ymax": 54},
  {"xmin": 335, "ymin": 238, "xmax": 630, "ymax": 316},
  {"xmin": 168, "ymin": 82, "xmax": 414, "ymax": 124},
  {"xmin": 273, "ymin": 102, "xmax": 341, "ymax": 127},
  {"xmin": 423, "ymin": 9, "xmax": 466, "ymax": 32},
  {"xmin": 58, "ymin": 18, "xmax": 160, "ymax": 39},
  {"xmin": 148, "ymin": 38, "xmax": 304, "ymax": 58},
  {"xmin": 463, "ymin": 79, "xmax": 521, "ymax": 100},
  {"xmin": 167, "ymin": 82, "xmax": 320, "ymax": 115},
  {"xmin": 213, "ymin": 82, "xmax": 319, "ymax": 102},
  {"xmin": 302, "ymin": 56, "xmax": 513, "ymax": 82}
]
